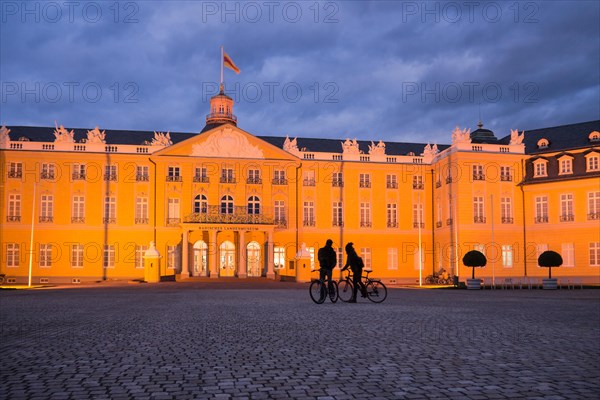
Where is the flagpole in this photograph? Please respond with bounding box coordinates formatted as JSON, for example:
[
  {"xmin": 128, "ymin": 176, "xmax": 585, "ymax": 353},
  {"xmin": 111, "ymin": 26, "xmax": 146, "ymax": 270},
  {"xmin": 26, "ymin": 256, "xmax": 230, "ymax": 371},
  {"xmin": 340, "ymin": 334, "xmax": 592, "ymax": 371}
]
[{"xmin": 220, "ymin": 45, "xmax": 224, "ymax": 91}]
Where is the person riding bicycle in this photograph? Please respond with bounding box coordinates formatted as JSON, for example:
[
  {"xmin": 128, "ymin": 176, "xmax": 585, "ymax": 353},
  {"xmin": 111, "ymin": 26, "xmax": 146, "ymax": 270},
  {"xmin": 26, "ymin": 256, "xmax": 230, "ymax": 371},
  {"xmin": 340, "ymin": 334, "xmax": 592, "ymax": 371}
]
[
  {"xmin": 317, "ymin": 239, "xmax": 337, "ymax": 296},
  {"xmin": 342, "ymin": 242, "xmax": 366, "ymax": 303}
]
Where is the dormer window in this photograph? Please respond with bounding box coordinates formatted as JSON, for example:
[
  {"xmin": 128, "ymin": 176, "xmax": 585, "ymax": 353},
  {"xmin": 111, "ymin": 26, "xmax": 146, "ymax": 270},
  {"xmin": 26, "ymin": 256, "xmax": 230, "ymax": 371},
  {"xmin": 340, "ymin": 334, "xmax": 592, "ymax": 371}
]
[
  {"xmin": 533, "ymin": 159, "xmax": 548, "ymax": 177},
  {"xmin": 537, "ymin": 138, "xmax": 549, "ymax": 149},
  {"xmin": 557, "ymin": 155, "xmax": 573, "ymax": 175},
  {"xmin": 589, "ymin": 131, "xmax": 600, "ymax": 142},
  {"xmin": 585, "ymin": 152, "xmax": 600, "ymax": 172}
]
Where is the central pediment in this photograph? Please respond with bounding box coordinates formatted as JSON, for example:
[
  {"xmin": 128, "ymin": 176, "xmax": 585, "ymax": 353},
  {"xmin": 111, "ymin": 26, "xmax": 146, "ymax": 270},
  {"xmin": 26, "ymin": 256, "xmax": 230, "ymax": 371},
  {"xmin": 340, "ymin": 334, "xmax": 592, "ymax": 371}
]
[{"xmin": 192, "ymin": 126, "xmax": 264, "ymax": 158}]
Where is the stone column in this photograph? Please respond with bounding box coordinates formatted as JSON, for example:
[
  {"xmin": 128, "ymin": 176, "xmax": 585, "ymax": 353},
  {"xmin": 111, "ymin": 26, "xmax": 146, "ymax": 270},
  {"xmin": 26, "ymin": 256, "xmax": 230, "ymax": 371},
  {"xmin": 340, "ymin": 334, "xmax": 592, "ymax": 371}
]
[
  {"xmin": 209, "ymin": 230, "xmax": 218, "ymax": 279},
  {"xmin": 266, "ymin": 230, "xmax": 275, "ymax": 279},
  {"xmin": 238, "ymin": 230, "xmax": 247, "ymax": 278},
  {"xmin": 181, "ymin": 229, "xmax": 189, "ymax": 278}
]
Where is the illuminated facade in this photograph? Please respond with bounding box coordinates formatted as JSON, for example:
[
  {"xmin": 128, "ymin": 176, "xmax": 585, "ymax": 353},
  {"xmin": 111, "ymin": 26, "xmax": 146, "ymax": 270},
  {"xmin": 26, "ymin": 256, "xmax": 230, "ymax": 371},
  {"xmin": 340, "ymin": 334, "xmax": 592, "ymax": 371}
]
[{"xmin": 1, "ymin": 93, "xmax": 599, "ymax": 284}]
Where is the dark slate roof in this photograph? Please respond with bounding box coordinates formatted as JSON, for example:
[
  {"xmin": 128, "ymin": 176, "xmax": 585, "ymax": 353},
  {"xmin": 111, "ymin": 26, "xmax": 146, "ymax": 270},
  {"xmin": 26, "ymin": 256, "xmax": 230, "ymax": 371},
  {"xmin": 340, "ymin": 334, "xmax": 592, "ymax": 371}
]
[
  {"xmin": 470, "ymin": 126, "xmax": 498, "ymax": 144},
  {"xmin": 498, "ymin": 120, "xmax": 600, "ymax": 154}
]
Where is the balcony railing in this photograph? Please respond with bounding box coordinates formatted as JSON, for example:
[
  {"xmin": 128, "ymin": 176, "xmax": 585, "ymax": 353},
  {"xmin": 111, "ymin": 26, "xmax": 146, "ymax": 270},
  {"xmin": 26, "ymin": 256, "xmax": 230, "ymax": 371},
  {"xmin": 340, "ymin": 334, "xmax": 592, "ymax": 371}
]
[
  {"xmin": 104, "ymin": 174, "xmax": 118, "ymax": 181},
  {"xmin": 272, "ymin": 178, "xmax": 288, "ymax": 185},
  {"xmin": 446, "ymin": 218, "xmax": 453, "ymax": 225},
  {"xmin": 360, "ymin": 221, "xmax": 372, "ymax": 228},
  {"xmin": 193, "ymin": 176, "xmax": 210, "ymax": 183},
  {"xmin": 39, "ymin": 216, "xmax": 53, "ymax": 223},
  {"xmin": 7, "ymin": 171, "xmax": 22, "ymax": 179},
  {"xmin": 332, "ymin": 220, "xmax": 344, "ymax": 227},
  {"xmin": 166, "ymin": 176, "xmax": 182, "ymax": 182},
  {"xmin": 359, "ymin": 181, "xmax": 371, "ymax": 188},
  {"xmin": 446, "ymin": 177, "xmax": 453, "ymax": 184},
  {"xmin": 588, "ymin": 213, "xmax": 600, "ymax": 220},
  {"xmin": 436, "ymin": 221, "xmax": 442, "ymax": 228},
  {"xmin": 413, "ymin": 222, "xmax": 425, "ymax": 229},
  {"xmin": 71, "ymin": 217, "xmax": 85, "ymax": 223},
  {"xmin": 559, "ymin": 214, "xmax": 575, "ymax": 222},
  {"xmin": 166, "ymin": 218, "xmax": 181, "ymax": 226},
  {"xmin": 40, "ymin": 172, "xmax": 55, "ymax": 180},
  {"xmin": 136, "ymin": 174, "xmax": 150, "ymax": 182},
  {"xmin": 412, "ymin": 183, "xmax": 424, "ymax": 190},
  {"xmin": 275, "ymin": 219, "xmax": 287, "ymax": 228},
  {"xmin": 332, "ymin": 180, "xmax": 344, "ymax": 187},
  {"xmin": 501, "ymin": 217, "xmax": 514, "ymax": 224},
  {"xmin": 303, "ymin": 220, "xmax": 316, "ymax": 227},
  {"xmin": 387, "ymin": 221, "xmax": 398, "ymax": 228},
  {"xmin": 473, "ymin": 174, "xmax": 485, "ymax": 181},
  {"xmin": 103, "ymin": 217, "xmax": 116, "ymax": 224},
  {"xmin": 246, "ymin": 178, "xmax": 262, "ymax": 184},
  {"xmin": 535, "ymin": 216, "xmax": 549, "ymax": 223},
  {"xmin": 303, "ymin": 179, "xmax": 316, "ymax": 186},
  {"xmin": 387, "ymin": 182, "xmax": 398, "ymax": 189},
  {"xmin": 7, "ymin": 215, "xmax": 21, "ymax": 222},
  {"xmin": 72, "ymin": 173, "xmax": 86, "ymax": 180},
  {"xmin": 184, "ymin": 205, "xmax": 275, "ymax": 225},
  {"xmin": 206, "ymin": 112, "xmax": 237, "ymax": 122},
  {"xmin": 474, "ymin": 216, "xmax": 486, "ymax": 223},
  {"xmin": 435, "ymin": 181, "xmax": 441, "ymax": 188},
  {"xmin": 135, "ymin": 218, "xmax": 149, "ymax": 224},
  {"xmin": 220, "ymin": 177, "xmax": 236, "ymax": 184},
  {"xmin": 500, "ymin": 175, "xmax": 513, "ymax": 182}
]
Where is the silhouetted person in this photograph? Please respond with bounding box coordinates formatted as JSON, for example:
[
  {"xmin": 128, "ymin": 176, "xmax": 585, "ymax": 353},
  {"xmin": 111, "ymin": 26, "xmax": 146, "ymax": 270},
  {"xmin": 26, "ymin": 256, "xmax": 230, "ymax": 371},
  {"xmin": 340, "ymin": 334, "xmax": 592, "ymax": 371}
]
[
  {"xmin": 342, "ymin": 242, "xmax": 365, "ymax": 302},
  {"xmin": 318, "ymin": 239, "xmax": 337, "ymax": 295}
]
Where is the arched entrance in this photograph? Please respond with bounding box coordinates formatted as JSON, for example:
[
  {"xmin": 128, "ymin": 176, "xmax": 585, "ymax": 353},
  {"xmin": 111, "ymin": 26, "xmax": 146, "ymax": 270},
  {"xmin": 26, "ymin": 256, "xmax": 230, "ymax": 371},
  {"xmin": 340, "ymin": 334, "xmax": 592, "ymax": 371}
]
[
  {"xmin": 193, "ymin": 240, "xmax": 208, "ymax": 277},
  {"xmin": 247, "ymin": 241, "xmax": 262, "ymax": 277},
  {"xmin": 219, "ymin": 240, "xmax": 236, "ymax": 277}
]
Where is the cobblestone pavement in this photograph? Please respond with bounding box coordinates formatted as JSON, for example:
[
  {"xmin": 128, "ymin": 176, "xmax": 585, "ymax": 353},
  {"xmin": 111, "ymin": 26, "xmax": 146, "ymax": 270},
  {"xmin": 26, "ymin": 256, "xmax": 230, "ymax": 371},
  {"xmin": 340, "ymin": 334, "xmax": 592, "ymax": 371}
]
[{"xmin": 1, "ymin": 282, "xmax": 599, "ymax": 399}]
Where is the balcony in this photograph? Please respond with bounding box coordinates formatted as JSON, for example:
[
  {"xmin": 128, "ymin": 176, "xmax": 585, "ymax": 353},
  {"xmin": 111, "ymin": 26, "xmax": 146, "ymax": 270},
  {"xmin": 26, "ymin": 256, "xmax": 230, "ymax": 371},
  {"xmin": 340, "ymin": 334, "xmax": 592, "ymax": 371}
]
[
  {"xmin": 446, "ymin": 177, "xmax": 453, "ymax": 184},
  {"xmin": 220, "ymin": 177, "xmax": 236, "ymax": 184},
  {"xmin": 136, "ymin": 174, "xmax": 150, "ymax": 182},
  {"xmin": 104, "ymin": 174, "xmax": 118, "ymax": 182},
  {"xmin": 166, "ymin": 218, "xmax": 181, "ymax": 226},
  {"xmin": 387, "ymin": 221, "xmax": 398, "ymax": 228},
  {"xmin": 360, "ymin": 221, "xmax": 372, "ymax": 228},
  {"xmin": 303, "ymin": 179, "xmax": 316, "ymax": 186},
  {"xmin": 332, "ymin": 180, "xmax": 344, "ymax": 188},
  {"xmin": 500, "ymin": 175, "xmax": 513, "ymax": 182},
  {"xmin": 474, "ymin": 216, "xmax": 486, "ymax": 223},
  {"xmin": 7, "ymin": 171, "xmax": 22, "ymax": 179},
  {"xmin": 435, "ymin": 181, "xmax": 441, "ymax": 188},
  {"xmin": 40, "ymin": 172, "xmax": 55, "ymax": 180},
  {"xmin": 387, "ymin": 182, "xmax": 398, "ymax": 189},
  {"xmin": 359, "ymin": 181, "xmax": 371, "ymax": 188},
  {"xmin": 535, "ymin": 216, "xmax": 549, "ymax": 223},
  {"xmin": 501, "ymin": 217, "xmax": 514, "ymax": 224},
  {"xmin": 103, "ymin": 217, "xmax": 116, "ymax": 224},
  {"xmin": 193, "ymin": 176, "xmax": 210, "ymax": 183},
  {"xmin": 560, "ymin": 214, "xmax": 575, "ymax": 222},
  {"xmin": 588, "ymin": 213, "xmax": 600, "ymax": 220},
  {"xmin": 413, "ymin": 222, "xmax": 425, "ymax": 229},
  {"xmin": 436, "ymin": 221, "xmax": 442, "ymax": 228},
  {"xmin": 184, "ymin": 205, "xmax": 275, "ymax": 225},
  {"xmin": 166, "ymin": 176, "xmax": 182, "ymax": 182},
  {"xmin": 446, "ymin": 218, "xmax": 453, "ymax": 225},
  {"xmin": 303, "ymin": 220, "xmax": 316, "ymax": 227},
  {"xmin": 412, "ymin": 183, "xmax": 424, "ymax": 190},
  {"xmin": 473, "ymin": 174, "xmax": 485, "ymax": 181},
  {"xmin": 246, "ymin": 178, "xmax": 262, "ymax": 184},
  {"xmin": 7, "ymin": 215, "xmax": 21, "ymax": 222},
  {"xmin": 72, "ymin": 173, "xmax": 86, "ymax": 181},
  {"xmin": 332, "ymin": 220, "xmax": 344, "ymax": 227},
  {"xmin": 135, "ymin": 218, "xmax": 149, "ymax": 224},
  {"xmin": 206, "ymin": 112, "xmax": 237, "ymax": 122},
  {"xmin": 275, "ymin": 219, "xmax": 287, "ymax": 228},
  {"xmin": 272, "ymin": 178, "xmax": 288, "ymax": 185},
  {"xmin": 39, "ymin": 216, "xmax": 53, "ymax": 223},
  {"xmin": 71, "ymin": 217, "xmax": 85, "ymax": 223}
]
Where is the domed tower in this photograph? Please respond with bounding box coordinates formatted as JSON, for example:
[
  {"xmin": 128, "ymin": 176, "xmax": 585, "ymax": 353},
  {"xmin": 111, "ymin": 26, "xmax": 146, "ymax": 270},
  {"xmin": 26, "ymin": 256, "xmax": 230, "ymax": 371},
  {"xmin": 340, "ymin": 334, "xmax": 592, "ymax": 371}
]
[
  {"xmin": 470, "ymin": 121, "xmax": 498, "ymax": 143},
  {"xmin": 203, "ymin": 85, "xmax": 237, "ymax": 132}
]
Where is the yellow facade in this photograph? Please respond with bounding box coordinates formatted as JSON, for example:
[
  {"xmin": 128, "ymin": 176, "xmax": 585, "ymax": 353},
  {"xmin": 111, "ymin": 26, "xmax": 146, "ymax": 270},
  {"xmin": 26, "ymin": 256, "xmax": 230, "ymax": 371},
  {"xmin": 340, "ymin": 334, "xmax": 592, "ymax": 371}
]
[{"xmin": 1, "ymin": 111, "xmax": 599, "ymax": 285}]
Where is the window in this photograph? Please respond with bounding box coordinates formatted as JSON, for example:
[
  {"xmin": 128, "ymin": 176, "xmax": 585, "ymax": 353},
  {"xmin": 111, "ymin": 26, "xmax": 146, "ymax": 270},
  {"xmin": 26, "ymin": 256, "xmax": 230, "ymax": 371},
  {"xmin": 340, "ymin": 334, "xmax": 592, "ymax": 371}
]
[
  {"xmin": 167, "ymin": 245, "xmax": 179, "ymax": 269},
  {"xmin": 193, "ymin": 195, "xmax": 207, "ymax": 214},
  {"xmin": 473, "ymin": 196, "xmax": 485, "ymax": 223},
  {"xmin": 220, "ymin": 167, "xmax": 235, "ymax": 183},
  {"xmin": 194, "ymin": 166, "xmax": 209, "ymax": 183},
  {"xmin": 274, "ymin": 200, "xmax": 286, "ymax": 225},
  {"xmin": 8, "ymin": 162, "xmax": 23, "ymax": 178},
  {"xmin": 388, "ymin": 248, "xmax": 398, "ymax": 270},
  {"xmin": 71, "ymin": 244, "xmax": 84, "ymax": 268},
  {"xmin": 135, "ymin": 245, "xmax": 148, "ymax": 269},
  {"xmin": 413, "ymin": 175, "xmax": 424, "ymax": 189},
  {"xmin": 40, "ymin": 195, "xmax": 54, "ymax": 223},
  {"xmin": 168, "ymin": 166, "xmax": 181, "ymax": 180},
  {"xmin": 40, "ymin": 244, "xmax": 52, "ymax": 268},
  {"xmin": 72, "ymin": 196, "xmax": 85, "ymax": 223},
  {"xmin": 136, "ymin": 197, "xmax": 149, "ymax": 224},
  {"xmin": 560, "ymin": 194, "xmax": 574, "ymax": 222},
  {"xmin": 474, "ymin": 244, "xmax": 485, "ymax": 255},
  {"xmin": 103, "ymin": 245, "xmax": 115, "ymax": 268},
  {"xmin": 332, "ymin": 172, "xmax": 343, "ymax": 187},
  {"xmin": 588, "ymin": 192, "xmax": 600, "ymax": 220},
  {"xmin": 558, "ymin": 157, "xmax": 573, "ymax": 175},
  {"xmin": 359, "ymin": 173, "xmax": 371, "ymax": 188},
  {"xmin": 220, "ymin": 195, "xmax": 234, "ymax": 214},
  {"xmin": 472, "ymin": 165, "xmax": 485, "ymax": 181},
  {"xmin": 387, "ymin": 203, "xmax": 398, "ymax": 228},
  {"xmin": 360, "ymin": 202, "xmax": 371, "ymax": 227},
  {"xmin": 167, "ymin": 198, "xmax": 180, "ymax": 224},
  {"xmin": 336, "ymin": 248, "xmax": 343, "ymax": 268},
  {"xmin": 590, "ymin": 243, "xmax": 600, "ymax": 267},
  {"xmin": 500, "ymin": 166, "xmax": 512, "ymax": 181},
  {"xmin": 501, "ymin": 197, "xmax": 513, "ymax": 223},
  {"xmin": 304, "ymin": 170, "xmax": 316, "ymax": 186},
  {"xmin": 104, "ymin": 197, "xmax": 116, "ymax": 223},
  {"xmin": 274, "ymin": 247, "xmax": 285, "ymax": 270},
  {"xmin": 104, "ymin": 165, "xmax": 118, "ymax": 181},
  {"xmin": 247, "ymin": 169, "xmax": 261, "ymax": 184},
  {"xmin": 6, "ymin": 243, "xmax": 20, "ymax": 267},
  {"xmin": 586, "ymin": 154, "xmax": 600, "ymax": 172},
  {"xmin": 534, "ymin": 160, "xmax": 547, "ymax": 177},
  {"xmin": 247, "ymin": 196, "xmax": 261, "ymax": 215},
  {"xmin": 561, "ymin": 243, "xmax": 574, "ymax": 267},
  {"xmin": 535, "ymin": 196, "xmax": 548, "ymax": 223},
  {"xmin": 308, "ymin": 247, "xmax": 315, "ymax": 270},
  {"xmin": 361, "ymin": 248, "xmax": 371, "ymax": 270},
  {"xmin": 413, "ymin": 203, "xmax": 424, "ymax": 228},
  {"xmin": 41, "ymin": 163, "xmax": 55, "ymax": 179},
  {"xmin": 72, "ymin": 163, "xmax": 86, "ymax": 180},
  {"xmin": 386, "ymin": 174, "xmax": 398, "ymax": 189},
  {"xmin": 273, "ymin": 170, "xmax": 287, "ymax": 185},
  {"xmin": 332, "ymin": 201, "xmax": 343, "ymax": 226},
  {"xmin": 303, "ymin": 201, "xmax": 315, "ymax": 226},
  {"xmin": 502, "ymin": 245, "xmax": 513, "ymax": 268},
  {"xmin": 7, "ymin": 194, "xmax": 21, "ymax": 222},
  {"xmin": 136, "ymin": 165, "xmax": 150, "ymax": 181}
]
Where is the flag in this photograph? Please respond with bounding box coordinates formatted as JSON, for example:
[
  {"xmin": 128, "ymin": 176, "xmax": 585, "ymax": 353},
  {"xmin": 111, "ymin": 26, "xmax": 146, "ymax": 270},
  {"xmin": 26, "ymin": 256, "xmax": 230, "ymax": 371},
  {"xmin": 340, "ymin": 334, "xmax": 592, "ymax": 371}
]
[{"xmin": 223, "ymin": 51, "xmax": 240, "ymax": 74}]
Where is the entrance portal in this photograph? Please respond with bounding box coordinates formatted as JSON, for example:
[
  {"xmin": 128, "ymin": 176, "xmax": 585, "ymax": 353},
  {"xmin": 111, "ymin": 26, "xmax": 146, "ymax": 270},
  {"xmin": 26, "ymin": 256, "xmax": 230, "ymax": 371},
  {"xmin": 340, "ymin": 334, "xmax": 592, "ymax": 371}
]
[
  {"xmin": 193, "ymin": 240, "xmax": 208, "ymax": 277},
  {"xmin": 247, "ymin": 241, "xmax": 262, "ymax": 277},
  {"xmin": 219, "ymin": 241, "xmax": 236, "ymax": 277}
]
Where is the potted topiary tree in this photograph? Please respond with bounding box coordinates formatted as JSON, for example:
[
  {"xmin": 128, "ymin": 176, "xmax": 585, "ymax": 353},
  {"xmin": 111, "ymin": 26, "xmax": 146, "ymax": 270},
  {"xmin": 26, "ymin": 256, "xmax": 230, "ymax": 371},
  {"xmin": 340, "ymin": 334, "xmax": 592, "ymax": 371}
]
[
  {"xmin": 538, "ymin": 250, "xmax": 563, "ymax": 290},
  {"xmin": 462, "ymin": 250, "xmax": 487, "ymax": 290}
]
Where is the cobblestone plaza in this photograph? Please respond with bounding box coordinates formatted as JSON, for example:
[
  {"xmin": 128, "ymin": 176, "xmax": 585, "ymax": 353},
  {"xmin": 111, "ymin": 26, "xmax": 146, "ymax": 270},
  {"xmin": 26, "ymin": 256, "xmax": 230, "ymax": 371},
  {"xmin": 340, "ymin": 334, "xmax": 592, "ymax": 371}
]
[{"xmin": 1, "ymin": 283, "xmax": 599, "ymax": 399}]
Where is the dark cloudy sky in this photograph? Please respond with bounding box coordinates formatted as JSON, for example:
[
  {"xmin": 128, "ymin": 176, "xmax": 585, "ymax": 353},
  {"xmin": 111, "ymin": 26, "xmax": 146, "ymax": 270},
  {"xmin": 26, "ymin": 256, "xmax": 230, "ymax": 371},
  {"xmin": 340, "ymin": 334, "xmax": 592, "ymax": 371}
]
[{"xmin": 1, "ymin": 0, "xmax": 599, "ymax": 144}]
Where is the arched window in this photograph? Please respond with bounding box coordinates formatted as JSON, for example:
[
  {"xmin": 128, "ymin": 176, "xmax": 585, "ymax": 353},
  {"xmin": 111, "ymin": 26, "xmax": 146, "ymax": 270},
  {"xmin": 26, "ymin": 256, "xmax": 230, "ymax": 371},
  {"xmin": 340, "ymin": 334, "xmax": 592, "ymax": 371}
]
[
  {"xmin": 220, "ymin": 195, "xmax": 233, "ymax": 214},
  {"xmin": 537, "ymin": 138, "xmax": 549, "ymax": 149},
  {"xmin": 247, "ymin": 196, "xmax": 261, "ymax": 215},
  {"xmin": 193, "ymin": 194, "xmax": 207, "ymax": 213}
]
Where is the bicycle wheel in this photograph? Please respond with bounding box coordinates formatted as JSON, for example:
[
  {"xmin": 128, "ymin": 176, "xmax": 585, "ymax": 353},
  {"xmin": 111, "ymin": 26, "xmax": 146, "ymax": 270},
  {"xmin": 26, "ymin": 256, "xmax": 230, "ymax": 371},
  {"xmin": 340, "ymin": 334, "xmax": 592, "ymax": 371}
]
[
  {"xmin": 337, "ymin": 279, "xmax": 354, "ymax": 302},
  {"xmin": 309, "ymin": 280, "xmax": 326, "ymax": 304},
  {"xmin": 328, "ymin": 280, "xmax": 339, "ymax": 303},
  {"xmin": 366, "ymin": 280, "xmax": 387, "ymax": 303}
]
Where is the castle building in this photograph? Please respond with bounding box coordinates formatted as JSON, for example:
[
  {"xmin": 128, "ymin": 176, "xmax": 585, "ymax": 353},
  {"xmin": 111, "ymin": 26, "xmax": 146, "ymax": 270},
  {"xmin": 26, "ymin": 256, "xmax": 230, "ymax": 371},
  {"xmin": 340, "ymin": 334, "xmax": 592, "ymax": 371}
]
[{"xmin": 1, "ymin": 91, "xmax": 599, "ymax": 285}]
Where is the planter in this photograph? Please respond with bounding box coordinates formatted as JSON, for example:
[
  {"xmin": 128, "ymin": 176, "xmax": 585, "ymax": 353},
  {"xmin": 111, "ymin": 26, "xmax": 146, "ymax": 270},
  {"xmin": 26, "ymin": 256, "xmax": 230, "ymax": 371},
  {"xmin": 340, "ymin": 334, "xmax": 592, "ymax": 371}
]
[
  {"xmin": 466, "ymin": 278, "xmax": 482, "ymax": 290},
  {"xmin": 542, "ymin": 278, "xmax": 558, "ymax": 290}
]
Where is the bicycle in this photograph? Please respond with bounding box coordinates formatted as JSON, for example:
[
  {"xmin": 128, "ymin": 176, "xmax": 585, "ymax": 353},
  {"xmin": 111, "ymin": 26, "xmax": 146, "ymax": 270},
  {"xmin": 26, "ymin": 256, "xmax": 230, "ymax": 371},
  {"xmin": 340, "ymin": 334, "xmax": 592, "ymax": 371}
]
[
  {"xmin": 309, "ymin": 269, "xmax": 339, "ymax": 304},
  {"xmin": 338, "ymin": 268, "xmax": 388, "ymax": 303},
  {"xmin": 424, "ymin": 268, "xmax": 453, "ymax": 285}
]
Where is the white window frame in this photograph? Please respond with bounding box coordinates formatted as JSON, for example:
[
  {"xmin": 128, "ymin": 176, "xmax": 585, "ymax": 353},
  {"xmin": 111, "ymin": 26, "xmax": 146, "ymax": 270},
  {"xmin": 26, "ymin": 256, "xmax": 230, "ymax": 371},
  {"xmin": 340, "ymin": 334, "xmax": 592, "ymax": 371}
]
[
  {"xmin": 590, "ymin": 243, "xmax": 600, "ymax": 267},
  {"xmin": 7, "ymin": 243, "xmax": 20, "ymax": 267},
  {"xmin": 71, "ymin": 244, "xmax": 84, "ymax": 268},
  {"xmin": 387, "ymin": 248, "xmax": 398, "ymax": 270},
  {"xmin": 501, "ymin": 245, "xmax": 513, "ymax": 268},
  {"xmin": 561, "ymin": 243, "xmax": 574, "ymax": 267},
  {"xmin": 103, "ymin": 245, "xmax": 115, "ymax": 268},
  {"xmin": 40, "ymin": 244, "xmax": 52, "ymax": 268}
]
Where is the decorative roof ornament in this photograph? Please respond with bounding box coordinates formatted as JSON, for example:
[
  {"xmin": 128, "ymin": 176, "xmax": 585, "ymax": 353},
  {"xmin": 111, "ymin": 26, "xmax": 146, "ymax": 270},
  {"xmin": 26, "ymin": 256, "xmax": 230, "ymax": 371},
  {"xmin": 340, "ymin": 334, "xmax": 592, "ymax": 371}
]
[
  {"xmin": 152, "ymin": 131, "xmax": 172, "ymax": 147},
  {"xmin": 509, "ymin": 129, "xmax": 524, "ymax": 145},
  {"xmin": 342, "ymin": 138, "xmax": 360, "ymax": 154},
  {"xmin": 368, "ymin": 140, "xmax": 386, "ymax": 156},
  {"xmin": 53, "ymin": 122, "xmax": 75, "ymax": 143},
  {"xmin": 86, "ymin": 127, "xmax": 106, "ymax": 144},
  {"xmin": 191, "ymin": 126, "xmax": 263, "ymax": 158},
  {"xmin": 0, "ymin": 126, "xmax": 10, "ymax": 146},
  {"xmin": 451, "ymin": 126, "xmax": 471, "ymax": 144},
  {"xmin": 283, "ymin": 135, "xmax": 299, "ymax": 152},
  {"xmin": 422, "ymin": 143, "xmax": 440, "ymax": 157}
]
